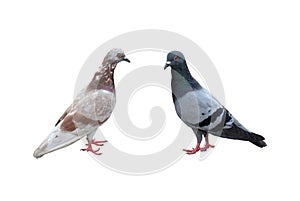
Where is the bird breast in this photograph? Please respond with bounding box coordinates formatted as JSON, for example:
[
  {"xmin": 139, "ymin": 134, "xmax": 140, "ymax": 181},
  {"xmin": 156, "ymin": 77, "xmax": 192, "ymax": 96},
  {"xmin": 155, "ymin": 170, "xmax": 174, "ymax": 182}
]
[
  {"xmin": 175, "ymin": 90, "xmax": 221, "ymax": 125},
  {"xmin": 74, "ymin": 89, "xmax": 116, "ymax": 122}
]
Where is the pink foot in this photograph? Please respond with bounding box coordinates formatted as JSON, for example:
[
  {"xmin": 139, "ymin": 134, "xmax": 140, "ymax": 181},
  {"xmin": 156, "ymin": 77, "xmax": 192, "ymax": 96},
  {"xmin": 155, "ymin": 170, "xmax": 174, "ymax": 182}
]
[
  {"xmin": 81, "ymin": 139, "xmax": 107, "ymax": 155},
  {"xmin": 91, "ymin": 139, "xmax": 107, "ymax": 146},
  {"xmin": 200, "ymin": 144, "xmax": 215, "ymax": 152},
  {"xmin": 81, "ymin": 144, "xmax": 101, "ymax": 155},
  {"xmin": 183, "ymin": 144, "xmax": 200, "ymax": 154},
  {"xmin": 200, "ymin": 135, "xmax": 215, "ymax": 152}
]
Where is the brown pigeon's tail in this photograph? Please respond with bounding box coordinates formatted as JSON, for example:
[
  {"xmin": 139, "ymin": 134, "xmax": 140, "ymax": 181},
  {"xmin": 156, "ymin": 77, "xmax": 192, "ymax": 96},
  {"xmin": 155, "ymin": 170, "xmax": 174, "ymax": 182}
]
[{"xmin": 33, "ymin": 128, "xmax": 80, "ymax": 158}]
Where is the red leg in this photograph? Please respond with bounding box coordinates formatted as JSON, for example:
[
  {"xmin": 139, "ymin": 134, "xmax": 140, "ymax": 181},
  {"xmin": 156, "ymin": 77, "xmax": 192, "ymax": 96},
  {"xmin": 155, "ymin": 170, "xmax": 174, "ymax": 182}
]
[
  {"xmin": 183, "ymin": 143, "xmax": 201, "ymax": 154},
  {"xmin": 200, "ymin": 135, "xmax": 215, "ymax": 152},
  {"xmin": 81, "ymin": 139, "xmax": 107, "ymax": 155},
  {"xmin": 81, "ymin": 144, "xmax": 102, "ymax": 155},
  {"xmin": 91, "ymin": 139, "xmax": 107, "ymax": 146}
]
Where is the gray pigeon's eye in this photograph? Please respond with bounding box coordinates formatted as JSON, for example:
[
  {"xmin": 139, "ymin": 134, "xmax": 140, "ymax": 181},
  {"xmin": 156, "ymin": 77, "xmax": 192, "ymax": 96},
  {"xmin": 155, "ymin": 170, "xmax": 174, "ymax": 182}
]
[{"xmin": 174, "ymin": 55, "xmax": 179, "ymax": 61}]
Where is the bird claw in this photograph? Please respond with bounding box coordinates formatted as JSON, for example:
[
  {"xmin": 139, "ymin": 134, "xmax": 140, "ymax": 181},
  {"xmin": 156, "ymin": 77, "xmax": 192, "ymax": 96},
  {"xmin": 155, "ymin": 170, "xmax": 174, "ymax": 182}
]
[
  {"xmin": 183, "ymin": 144, "xmax": 201, "ymax": 154},
  {"xmin": 92, "ymin": 139, "xmax": 107, "ymax": 146},
  {"xmin": 81, "ymin": 139, "xmax": 107, "ymax": 155},
  {"xmin": 199, "ymin": 144, "xmax": 215, "ymax": 152},
  {"xmin": 184, "ymin": 149, "xmax": 200, "ymax": 155},
  {"xmin": 81, "ymin": 146, "xmax": 102, "ymax": 155},
  {"xmin": 183, "ymin": 143, "xmax": 215, "ymax": 154}
]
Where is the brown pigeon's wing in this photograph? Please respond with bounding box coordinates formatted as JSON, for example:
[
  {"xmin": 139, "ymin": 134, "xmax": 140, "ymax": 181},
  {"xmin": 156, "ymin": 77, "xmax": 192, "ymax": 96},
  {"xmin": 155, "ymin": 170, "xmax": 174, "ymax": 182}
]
[
  {"xmin": 60, "ymin": 112, "xmax": 77, "ymax": 132},
  {"xmin": 55, "ymin": 104, "xmax": 73, "ymax": 126},
  {"xmin": 54, "ymin": 87, "xmax": 88, "ymax": 128},
  {"xmin": 60, "ymin": 112, "xmax": 99, "ymax": 132},
  {"xmin": 34, "ymin": 107, "xmax": 100, "ymax": 158},
  {"xmin": 74, "ymin": 90, "xmax": 116, "ymax": 122}
]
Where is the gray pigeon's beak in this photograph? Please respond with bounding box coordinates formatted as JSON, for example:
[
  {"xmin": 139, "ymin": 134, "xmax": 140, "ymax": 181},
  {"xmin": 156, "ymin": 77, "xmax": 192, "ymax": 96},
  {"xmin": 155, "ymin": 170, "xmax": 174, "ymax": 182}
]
[
  {"xmin": 123, "ymin": 58, "xmax": 130, "ymax": 63},
  {"xmin": 164, "ymin": 61, "xmax": 171, "ymax": 70}
]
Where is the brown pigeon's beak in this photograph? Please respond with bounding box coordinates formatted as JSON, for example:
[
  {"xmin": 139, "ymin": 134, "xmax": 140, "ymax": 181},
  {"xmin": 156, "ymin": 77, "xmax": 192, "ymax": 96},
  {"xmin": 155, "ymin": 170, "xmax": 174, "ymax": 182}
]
[
  {"xmin": 164, "ymin": 61, "xmax": 171, "ymax": 70},
  {"xmin": 123, "ymin": 58, "xmax": 130, "ymax": 63}
]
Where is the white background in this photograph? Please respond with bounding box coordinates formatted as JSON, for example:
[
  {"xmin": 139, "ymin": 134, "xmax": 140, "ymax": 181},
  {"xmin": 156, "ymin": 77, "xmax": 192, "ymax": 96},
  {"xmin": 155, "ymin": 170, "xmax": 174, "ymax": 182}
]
[{"xmin": 0, "ymin": 0, "xmax": 299, "ymax": 200}]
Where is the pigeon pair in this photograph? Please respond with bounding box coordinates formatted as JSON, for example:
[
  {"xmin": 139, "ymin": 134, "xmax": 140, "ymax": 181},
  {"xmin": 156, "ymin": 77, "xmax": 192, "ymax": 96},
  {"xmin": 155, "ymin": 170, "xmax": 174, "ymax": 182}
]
[{"xmin": 33, "ymin": 49, "xmax": 266, "ymax": 158}]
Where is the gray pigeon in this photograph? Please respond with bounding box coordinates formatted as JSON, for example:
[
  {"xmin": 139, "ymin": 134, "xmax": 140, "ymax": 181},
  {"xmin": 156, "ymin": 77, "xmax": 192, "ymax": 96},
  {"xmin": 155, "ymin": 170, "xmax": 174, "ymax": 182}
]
[
  {"xmin": 33, "ymin": 49, "xmax": 130, "ymax": 158},
  {"xmin": 164, "ymin": 51, "xmax": 267, "ymax": 154}
]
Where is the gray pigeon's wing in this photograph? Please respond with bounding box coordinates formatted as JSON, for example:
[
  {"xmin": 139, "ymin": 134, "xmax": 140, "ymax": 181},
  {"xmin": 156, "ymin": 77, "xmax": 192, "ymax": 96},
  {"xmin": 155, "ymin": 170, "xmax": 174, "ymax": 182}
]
[
  {"xmin": 223, "ymin": 111, "xmax": 249, "ymax": 132},
  {"xmin": 175, "ymin": 88, "xmax": 226, "ymax": 132}
]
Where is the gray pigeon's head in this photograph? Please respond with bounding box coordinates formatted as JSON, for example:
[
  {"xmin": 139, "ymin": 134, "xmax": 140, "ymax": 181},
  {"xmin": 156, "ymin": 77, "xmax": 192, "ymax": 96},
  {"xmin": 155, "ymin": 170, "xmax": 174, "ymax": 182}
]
[
  {"xmin": 164, "ymin": 51, "xmax": 186, "ymax": 70},
  {"xmin": 102, "ymin": 48, "xmax": 130, "ymax": 66}
]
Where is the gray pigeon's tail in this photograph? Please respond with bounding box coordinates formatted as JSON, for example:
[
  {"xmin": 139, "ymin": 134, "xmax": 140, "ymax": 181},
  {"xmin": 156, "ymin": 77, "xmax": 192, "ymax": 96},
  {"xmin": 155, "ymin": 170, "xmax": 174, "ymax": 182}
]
[
  {"xmin": 248, "ymin": 133, "xmax": 267, "ymax": 148},
  {"xmin": 220, "ymin": 123, "xmax": 267, "ymax": 148},
  {"xmin": 250, "ymin": 133, "xmax": 267, "ymax": 148}
]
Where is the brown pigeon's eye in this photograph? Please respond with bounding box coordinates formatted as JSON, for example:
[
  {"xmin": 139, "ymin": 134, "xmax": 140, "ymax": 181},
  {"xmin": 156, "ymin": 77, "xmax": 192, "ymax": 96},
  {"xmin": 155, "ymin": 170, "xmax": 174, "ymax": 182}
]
[{"xmin": 174, "ymin": 55, "xmax": 179, "ymax": 61}]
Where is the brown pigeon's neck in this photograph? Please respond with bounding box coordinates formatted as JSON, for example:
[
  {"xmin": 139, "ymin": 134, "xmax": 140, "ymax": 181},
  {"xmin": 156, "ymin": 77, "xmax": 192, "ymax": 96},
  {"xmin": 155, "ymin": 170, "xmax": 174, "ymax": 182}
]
[{"xmin": 87, "ymin": 64, "xmax": 116, "ymax": 93}]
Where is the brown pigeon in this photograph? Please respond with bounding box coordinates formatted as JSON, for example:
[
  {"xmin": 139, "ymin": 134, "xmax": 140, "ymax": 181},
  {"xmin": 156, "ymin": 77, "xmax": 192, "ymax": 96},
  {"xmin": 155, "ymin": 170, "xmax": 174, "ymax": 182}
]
[{"xmin": 33, "ymin": 49, "xmax": 130, "ymax": 158}]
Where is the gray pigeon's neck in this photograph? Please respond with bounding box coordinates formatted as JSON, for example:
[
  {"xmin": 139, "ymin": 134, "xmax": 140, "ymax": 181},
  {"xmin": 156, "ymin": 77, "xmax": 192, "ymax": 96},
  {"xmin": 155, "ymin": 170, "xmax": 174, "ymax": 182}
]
[
  {"xmin": 171, "ymin": 69, "xmax": 194, "ymax": 98},
  {"xmin": 171, "ymin": 65, "xmax": 202, "ymax": 98},
  {"xmin": 86, "ymin": 64, "xmax": 116, "ymax": 93}
]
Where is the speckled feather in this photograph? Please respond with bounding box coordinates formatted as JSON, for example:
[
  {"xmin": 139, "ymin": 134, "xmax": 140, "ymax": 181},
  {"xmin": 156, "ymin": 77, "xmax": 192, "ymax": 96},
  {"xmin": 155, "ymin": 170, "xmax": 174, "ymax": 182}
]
[
  {"xmin": 166, "ymin": 51, "xmax": 267, "ymax": 148},
  {"xmin": 33, "ymin": 49, "xmax": 128, "ymax": 158}
]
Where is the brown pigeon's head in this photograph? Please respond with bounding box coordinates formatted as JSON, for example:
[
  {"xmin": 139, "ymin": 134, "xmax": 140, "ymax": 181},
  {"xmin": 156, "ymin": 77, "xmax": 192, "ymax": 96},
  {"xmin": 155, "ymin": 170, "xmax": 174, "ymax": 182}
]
[{"xmin": 102, "ymin": 48, "xmax": 130, "ymax": 66}]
